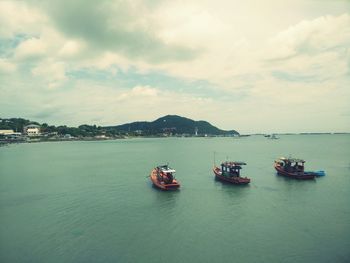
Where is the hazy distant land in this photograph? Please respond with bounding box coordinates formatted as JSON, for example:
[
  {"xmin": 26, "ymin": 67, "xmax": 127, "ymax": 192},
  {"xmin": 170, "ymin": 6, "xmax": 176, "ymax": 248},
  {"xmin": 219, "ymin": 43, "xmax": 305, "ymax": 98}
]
[
  {"xmin": 0, "ymin": 115, "xmax": 238, "ymax": 144},
  {"xmin": 1, "ymin": 115, "xmax": 348, "ymax": 146}
]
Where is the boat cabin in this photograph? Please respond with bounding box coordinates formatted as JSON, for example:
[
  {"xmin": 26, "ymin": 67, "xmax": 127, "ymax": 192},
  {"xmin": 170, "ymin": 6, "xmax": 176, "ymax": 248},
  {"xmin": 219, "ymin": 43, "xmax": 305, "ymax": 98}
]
[
  {"xmin": 276, "ymin": 157, "xmax": 305, "ymax": 173},
  {"xmin": 156, "ymin": 165, "xmax": 176, "ymax": 184},
  {"xmin": 221, "ymin": 161, "xmax": 246, "ymax": 177}
]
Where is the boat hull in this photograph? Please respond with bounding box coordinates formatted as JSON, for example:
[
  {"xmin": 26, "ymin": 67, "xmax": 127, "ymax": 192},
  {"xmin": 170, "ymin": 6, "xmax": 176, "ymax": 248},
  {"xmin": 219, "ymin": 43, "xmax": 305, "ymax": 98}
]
[
  {"xmin": 150, "ymin": 169, "xmax": 180, "ymax": 190},
  {"xmin": 213, "ymin": 167, "xmax": 250, "ymax": 185},
  {"xmin": 274, "ymin": 163, "xmax": 315, "ymax": 180}
]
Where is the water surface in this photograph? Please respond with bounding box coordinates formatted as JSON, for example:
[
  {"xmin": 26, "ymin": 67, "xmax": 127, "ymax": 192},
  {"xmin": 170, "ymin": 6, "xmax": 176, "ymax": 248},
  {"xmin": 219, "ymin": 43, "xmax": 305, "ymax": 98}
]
[{"xmin": 1, "ymin": 135, "xmax": 349, "ymax": 262}]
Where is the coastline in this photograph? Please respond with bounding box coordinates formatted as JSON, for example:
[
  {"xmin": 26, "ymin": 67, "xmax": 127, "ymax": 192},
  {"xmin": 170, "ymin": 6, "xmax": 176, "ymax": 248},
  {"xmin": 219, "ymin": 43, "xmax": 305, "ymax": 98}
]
[
  {"xmin": 0, "ymin": 137, "xmax": 125, "ymax": 147},
  {"xmin": 1, "ymin": 132, "xmax": 349, "ymax": 148}
]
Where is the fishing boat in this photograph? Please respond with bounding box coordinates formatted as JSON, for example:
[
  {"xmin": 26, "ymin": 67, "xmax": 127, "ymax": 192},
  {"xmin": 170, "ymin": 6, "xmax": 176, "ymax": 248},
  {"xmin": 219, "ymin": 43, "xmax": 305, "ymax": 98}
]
[
  {"xmin": 150, "ymin": 164, "xmax": 180, "ymax": 190},
  {"xmin": 213, "ymin": 161, "xmax": 250, "ymax": 185},
  {"xmin": 269, "ymin": 134, "xmax": 279, "ymax": 139},
  {"xmin": 274, "ymin": 157, "xmax": 317, "ymax": 179}
]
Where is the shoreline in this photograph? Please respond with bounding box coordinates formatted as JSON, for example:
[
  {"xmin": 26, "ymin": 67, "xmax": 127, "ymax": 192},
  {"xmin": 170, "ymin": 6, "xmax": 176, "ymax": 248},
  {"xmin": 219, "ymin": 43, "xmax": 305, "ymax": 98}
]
[
  {"xmin": 1, "ymin": 132, "xmax": 349, "ymax": 147},
  {"xmin": 0, "ymin": 137, "xmax": 125, "ymax": 146}
]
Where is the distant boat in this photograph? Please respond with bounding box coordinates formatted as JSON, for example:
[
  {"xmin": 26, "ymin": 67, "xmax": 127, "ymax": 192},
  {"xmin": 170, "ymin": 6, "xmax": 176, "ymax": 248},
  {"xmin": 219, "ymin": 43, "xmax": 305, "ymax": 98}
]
[
  {"xmin": 213, "ymin": 161, "xmax": 250, "ymax": 185},
  {"xmin": 274, "ymin": 157, "xmax": 316, "ymax": 180},
  {"xmin": 268, "ymin": 134, "xmax": 279, "ymax": 139},
  {"xmin": 150, "ymin": 164, "xmax": 180, "ymax": 190}
]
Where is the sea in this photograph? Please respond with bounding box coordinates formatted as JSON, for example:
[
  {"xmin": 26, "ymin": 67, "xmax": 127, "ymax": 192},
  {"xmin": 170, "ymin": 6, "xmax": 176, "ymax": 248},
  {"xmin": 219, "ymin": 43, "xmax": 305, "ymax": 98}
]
[{"xmin": 0, "ymin": 135, "xmax": 349, "ymax": 263}]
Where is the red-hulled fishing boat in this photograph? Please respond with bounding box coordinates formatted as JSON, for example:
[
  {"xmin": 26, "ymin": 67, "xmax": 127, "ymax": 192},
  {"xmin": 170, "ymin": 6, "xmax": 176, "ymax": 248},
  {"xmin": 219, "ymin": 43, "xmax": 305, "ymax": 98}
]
[
  {"xmin": 274, "ymin": 157, "xmax": 315, "ymax": 180},
  {"xmin": 213, "ymin": 161, "xmax": 250, "ymax": 185},
  {"xmin": 150, "ymin": 164, "xmax": 180, "ymax": 190}
]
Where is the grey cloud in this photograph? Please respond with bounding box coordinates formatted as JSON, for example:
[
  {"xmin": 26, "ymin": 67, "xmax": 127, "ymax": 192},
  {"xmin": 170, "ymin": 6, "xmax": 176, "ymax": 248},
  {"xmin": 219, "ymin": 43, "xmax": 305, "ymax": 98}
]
[
  {"xmin": 38, "ymin": 0, "xmax": 198, "ymax": 63},
  {"xmin": 31, "ymin": 108, "xmax": 61, "ymax": 120}
]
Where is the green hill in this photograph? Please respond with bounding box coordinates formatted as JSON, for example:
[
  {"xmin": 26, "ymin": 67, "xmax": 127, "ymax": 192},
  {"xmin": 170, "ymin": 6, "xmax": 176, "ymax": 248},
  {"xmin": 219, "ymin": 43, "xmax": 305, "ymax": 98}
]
[{"xmin": 108, "ymin": 115, "xmax": 239, "ymax": 136}]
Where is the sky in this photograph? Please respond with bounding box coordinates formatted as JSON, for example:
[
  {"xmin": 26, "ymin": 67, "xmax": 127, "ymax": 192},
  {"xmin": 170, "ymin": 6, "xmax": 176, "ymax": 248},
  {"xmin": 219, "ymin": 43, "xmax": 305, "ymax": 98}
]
[{"xmin": 0, "ymin": 0, "xmax": 349, "ymax": 133}]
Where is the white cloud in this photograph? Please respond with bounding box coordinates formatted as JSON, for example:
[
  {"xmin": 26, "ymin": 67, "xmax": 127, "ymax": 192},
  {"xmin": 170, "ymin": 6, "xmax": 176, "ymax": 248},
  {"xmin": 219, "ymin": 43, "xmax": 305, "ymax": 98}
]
[
  {"xmin": 58, "ymin": 40, "xmax": 86, "ymax": 58},
  {"xmin": 261, "ymin": 14, "xmax": 350, "ymax": 90},
  {"xmin": 83, "ymin": 52, "xmax": 130, "ymax": 72},
  {"xmin": 15, "ymin": 37, "xmax": 47, "ymax": 60},
  {"xmin": 0, "ymin": 1, "xmax": 46, "ymax": 38},
  {"xmin": 115, "ymin": 85, "xmax": 158, "ymax": 102},
  {"xmin": 267, "ymin": 14, "xmax": 350, "ymax": 60},
  {"xmin": 156, "ymin": 2, "xmax": 228, "ymax": 47},
  {"xmin": 31, "ymin": 60, "xmax": 66, "ymax": 89},
  {"xmin": 0, "ymin": 59, "xmax": 16, "ymax": 73}
]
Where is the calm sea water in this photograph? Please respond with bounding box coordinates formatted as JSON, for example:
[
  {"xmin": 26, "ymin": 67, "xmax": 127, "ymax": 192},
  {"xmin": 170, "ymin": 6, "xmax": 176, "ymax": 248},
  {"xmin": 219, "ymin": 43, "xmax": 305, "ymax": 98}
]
[{"xmin": 0, "ymin": 135, "xmax": 349, "ymax": 263}]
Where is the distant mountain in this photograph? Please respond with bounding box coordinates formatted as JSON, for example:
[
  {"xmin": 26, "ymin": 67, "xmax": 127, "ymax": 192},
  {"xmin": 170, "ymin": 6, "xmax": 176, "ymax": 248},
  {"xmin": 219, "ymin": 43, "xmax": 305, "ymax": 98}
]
[{"xmin": 107, "ymin": 115, "xmax": 239, "ymax": 136}]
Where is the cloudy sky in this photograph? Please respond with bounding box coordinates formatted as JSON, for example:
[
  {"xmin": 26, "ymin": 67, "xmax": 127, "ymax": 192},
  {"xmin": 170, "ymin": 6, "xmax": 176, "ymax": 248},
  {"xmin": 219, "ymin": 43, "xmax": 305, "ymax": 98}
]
[{"xmin": 0, "ymin": 0, "xmax": 349, "ymax": 133}]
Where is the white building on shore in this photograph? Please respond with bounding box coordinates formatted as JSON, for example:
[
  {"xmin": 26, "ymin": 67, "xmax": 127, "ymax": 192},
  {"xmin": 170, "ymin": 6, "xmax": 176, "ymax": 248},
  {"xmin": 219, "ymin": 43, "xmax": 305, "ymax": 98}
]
[
  {"xmin": 23, "ymin": 124, "xmax": 41, "ymax": 136},
  {"xmin": 0, "ymin": 129, "xmax": 15, "ymax": 135},
  {"xmin": 0, "ymin": 129, "xmax": 22, "ymax": 139}
]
